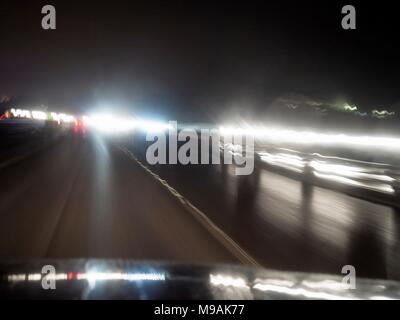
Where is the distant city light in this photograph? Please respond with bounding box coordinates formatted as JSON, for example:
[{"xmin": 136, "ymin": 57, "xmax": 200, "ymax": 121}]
[
  {"xmin": 372, "ymin": 109, "xmax": 395, "ymax": 119},
  {"xmin": 8, "ymin": 108, "xmax": 75, "ymax": 124},
  {"xmin": 31, "ymin": 110, "xmax": 48, "ymax": 120},
  {"xmin": 343, "ymin": 104, "xmax": 357, "ymax": 112}
]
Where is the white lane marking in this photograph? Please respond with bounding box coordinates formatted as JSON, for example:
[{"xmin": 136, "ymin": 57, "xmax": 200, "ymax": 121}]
[{"xmin": 117, "ymin": 145, "xmax": 260, "ymax": 267}]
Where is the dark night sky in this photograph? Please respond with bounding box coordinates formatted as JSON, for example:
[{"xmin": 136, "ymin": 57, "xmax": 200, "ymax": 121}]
[{"xmin": 0, "ymin": 0, "xmax": 399, "ymax": 122}]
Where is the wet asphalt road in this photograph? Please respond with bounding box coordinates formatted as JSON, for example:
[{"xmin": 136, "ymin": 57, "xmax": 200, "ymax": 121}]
[
  {"xmin": 0, "ymin": 131, "xmax": 239, "ymax": 264},
  {"xmin": 1, "ymin": 125, "xmax": 400, "ymax": 281},
  {"xmin": 128, "ymin": 137, "xmax": 400, "ymax": 281}
]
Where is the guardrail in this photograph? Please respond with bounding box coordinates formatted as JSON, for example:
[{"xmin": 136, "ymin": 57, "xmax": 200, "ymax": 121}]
[
  {"xmin": 223, "ymin": 143, "xmax": 400, "ymax": 202},
  {"xmin": 257, "ymin": 147, "xmax": 400, "ymax": 195}
]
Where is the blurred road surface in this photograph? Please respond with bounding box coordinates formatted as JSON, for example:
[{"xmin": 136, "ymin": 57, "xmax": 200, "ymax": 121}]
[
  {"xmin": 129, "ymin": 137, "xmax": 400, "ymax": 281},
  {"xmin": 1, "ymin": 125, "xmax": 400, "ymax": 281},
  {"xmin": 0, "ymin": 130, "xmax": 239, "ymax": 264}
]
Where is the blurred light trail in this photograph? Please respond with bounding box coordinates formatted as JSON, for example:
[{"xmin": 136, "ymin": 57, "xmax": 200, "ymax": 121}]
[
  {"xmin": 313, "ymin": 171, "xmax": 394, "ymax": 194},
  {"xmin": 258, "ymin": 151, "xmax": 305, "ymax": 173},
  {"xmin": 31, "ymin": 110, "xmax": 48, "ymax": 120},
  {"xmin": 219, "ymin": 125, "xmax": 400, "ymax": 152},
  {"xmin": 343, "ymin": 104, "xmax": 358, "ymax": 112},
  {"xmin": 254, "ymin": 148, "xmax": 398, "ymax": 194},
  {"xmin": 252, "ymin": 282, "xmax": 357, "ymax": 300},
  {"xmin": 210, "ymin": 274, "xmax": 248, "ymax": 288},
  {"xmin": 10, "ymin": 108, "xmax": 31, "ymax": 119},
  {"xmin": 50, "ymin": 112, "xmax": 61, "ymax": 123},
  {"xmin": 76, "ymin": 272, "xmax": 166, "ymax": 282},
  {"xmin": 84, "ymin": 114, "xmax": 135, "ymax": 133},
  {"xmin": 133, "ymin": 119, "xmax": 172, "ymax": 133},
  {"xmin": 58, "ymin": 113, "xmax": 75, "ymax": 123},
  {"xmin": 84, "ymin": 114, "xmax": 171, "ymax": 133},
  {"xmin": 7, "ymin": 272, "xmax": 165, "ymax": 282},
  {"xmin": 372, "ymin": 109, "xmax": 395, "ymax": 119},
  {"xmin": 309, "ymin": 160, "xmax": 395, "ymax": 183},
  {"xmin": 8, "ymin": 108, "xmax": 75, "ymax": 124}
]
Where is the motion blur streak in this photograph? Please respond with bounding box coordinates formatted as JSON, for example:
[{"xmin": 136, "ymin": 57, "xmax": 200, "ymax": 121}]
[
  {"xmin": 8, "ymin": 273, "xmax": 69, "ymax": 281},
  {"xmin": 58, "ymin": 114, "xmax": 75, "ymax": 123},
  {"xmin": 84, "ymin": 114, "xmax": 135, "ymax": 133},
  {"xmin": 255, "ymin": 149, "xmax": 397, "ymax": 194},
  {"xmin": 302, "ymin": 280, "xmax": 355, "ymax": 290},
  {"xmin": 313, "ymin": 171, "xmax": 395, "ymax": 194},
  {"xmin": 31, "ymin": 111, "xmax": 47, "ymax": 121},
  {"xmin": 27, "ymin": 274, "xmax": 41, "ymax": 281},
  {"xmin": 10, "ymin": 108, "xmax": 31, "ymax": 119},
  {"xmin": 252, "ymin": 283, "xmax": 358, "ymax": 300},
  {"xmin": 84, "ymin": 114, "xmax": 170, "ymax": 133},
  {"xmin": 259, "ymin": 152, "xmax": 305, "ymax": 173},
  {"xmin": 7, "ymin": 274, "xmax": 27, "ymax": 282},
  {"xmin": 310, "ymin": 161, "xmax": 395, "ymax": 182},
  {"xmin": 133, "ymin": 119, "xmax": 171, "ymax": 133},
  {"xmin": 219, "ymin": 126, "xmax": 400, "ymax": 151},
  {"xmin": 7, "ymin": 272, "xmax": 165, "ymax": 282},
  {"xmin": 9, "ymin": 108, "xmax": 75, "ymax": 123},
  {"xmin": 76, "ymin": 272, "xmax": 166, "ymax": 281},
  {"xmin": 210, "ymin": 274, "xmax": 248, "ymax": 288}
]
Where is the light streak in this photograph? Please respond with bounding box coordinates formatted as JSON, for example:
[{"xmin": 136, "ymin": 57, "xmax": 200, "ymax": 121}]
[
  {"xmin": 253, "ymin": 283, "xmax": 358, "ymax": 300},
  {"xmin": 310, "ymin": 160, "xmax": 395, "ymax": 183},
  {"xmin": 31, "ymin": 110, "xmax": 48, "ymax": 120},
  {"xmin": 258, "ymin": 151, "xmax": 305, "ymax": 173},
  {"xmin": 76, "ymin": 272, "xmax": 166, "ymax": 281},
  {"xmin": 313, "ymin": 171, "xmax": 395, "ymax": 194},
  {"xmin": 219, "ymin": 126, "xmax": 400, "ymax": 151},
  {"xmin": 343, "ymin": 104, "xmax": 357, "ymax": 112},
  {"xmin": 210, "ymin": 274, "xmax": 248, "ymax": 288}
]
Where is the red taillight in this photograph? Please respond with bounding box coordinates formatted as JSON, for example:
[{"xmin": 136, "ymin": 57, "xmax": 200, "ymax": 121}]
[{"xmin": 72, "ymin": 119, "xmax": 87, "ymax": 134}]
